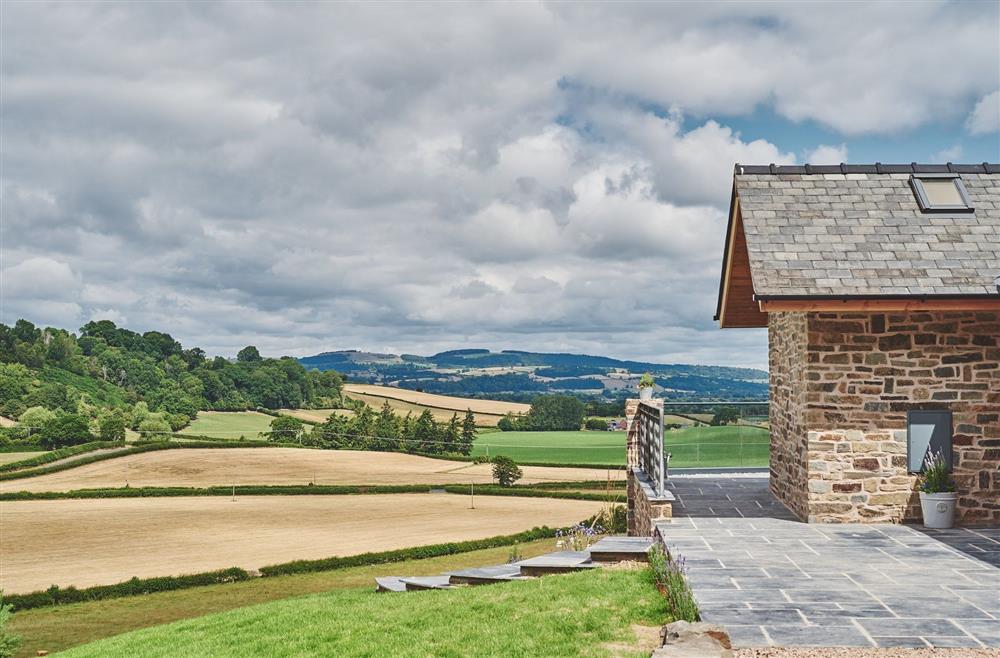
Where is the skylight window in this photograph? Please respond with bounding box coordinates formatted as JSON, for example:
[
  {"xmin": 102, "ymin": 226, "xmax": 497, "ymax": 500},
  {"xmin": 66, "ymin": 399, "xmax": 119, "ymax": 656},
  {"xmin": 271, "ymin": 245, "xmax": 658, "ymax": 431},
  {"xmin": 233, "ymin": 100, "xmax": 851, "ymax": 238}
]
[{"xmin": 909, "ymin": 174, "xmax": 974, "ymax": 213}]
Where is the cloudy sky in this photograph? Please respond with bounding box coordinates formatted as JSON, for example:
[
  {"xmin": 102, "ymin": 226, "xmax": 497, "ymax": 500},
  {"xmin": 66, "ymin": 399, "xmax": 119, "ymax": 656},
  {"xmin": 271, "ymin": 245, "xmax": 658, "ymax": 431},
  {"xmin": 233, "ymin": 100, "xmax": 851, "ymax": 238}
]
[{"xmin": 2, "ymin": 2, "xmax": 998, "ymax": 368}]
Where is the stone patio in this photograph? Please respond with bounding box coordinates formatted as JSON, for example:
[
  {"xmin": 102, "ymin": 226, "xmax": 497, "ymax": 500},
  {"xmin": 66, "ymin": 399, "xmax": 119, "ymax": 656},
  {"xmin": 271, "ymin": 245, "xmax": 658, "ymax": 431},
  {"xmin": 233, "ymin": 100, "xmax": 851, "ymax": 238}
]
[{"xmin": 655, "ymin": 476, "xmax": 1000, "ymax": 649}]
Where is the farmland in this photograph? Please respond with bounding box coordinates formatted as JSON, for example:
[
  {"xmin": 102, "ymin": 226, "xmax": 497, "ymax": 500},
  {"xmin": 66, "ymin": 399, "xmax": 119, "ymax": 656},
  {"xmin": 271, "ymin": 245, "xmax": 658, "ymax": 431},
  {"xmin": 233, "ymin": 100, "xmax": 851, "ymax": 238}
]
[
  {"xmin": 343, "ymin": 383, "xmax": 528, "ymax": 426},
  {"xmin": 177, "ymin": 411, "xmax": 275, "ymax": 440},
  {"xmin": 1, "ymin": 448, "xmax": 617, "ymax": 492},
  {"xmin": 276, "ymin": 408, "xmax": 352, "ymax": 423},
  {"xmin": 0, "ymin": 452, "xmax": 44, "ymax": 465},
  {"xmin": 473, "ymin": 425, "xmax": 770, "ymax": 467},
  {"xmin": 0, "ymin": 493, "xmax": 603, "ymax": 594},
  {"xmin": 0, "ymin": 415, "xmax": 17, "ymax": 428}
]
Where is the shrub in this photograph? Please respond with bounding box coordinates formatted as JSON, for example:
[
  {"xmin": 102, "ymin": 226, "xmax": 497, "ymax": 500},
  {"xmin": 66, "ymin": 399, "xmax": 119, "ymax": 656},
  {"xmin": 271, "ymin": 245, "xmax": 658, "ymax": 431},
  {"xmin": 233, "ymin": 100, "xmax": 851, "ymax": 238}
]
[
  {"xmin": 137, "ymin": 416, "xmax": 172, "ymax": 439},
  {"xmin": 588, "ymin": 504, "xmax": 627, "ymax": 534},
  {"xmin": 0, "ymin": 593, "xmax": 20, "ymax": 658},
  {"xmin": 38, "ymin": 413, "xmax": 94, "ymax": 449},
  {"xmin": 648, "ymin": 544, "xmax": 699, "ymax": 622},
  {"xmin": 492, "ymin": 455, "xmax": 523, "ymax": 486},
  {"xmin": 584, "ymin": 417, "xmax": 608, "ymax": 431},
  {"xmin": 496, "ymin": 413, "xmax": 519, "ymax": 432}
]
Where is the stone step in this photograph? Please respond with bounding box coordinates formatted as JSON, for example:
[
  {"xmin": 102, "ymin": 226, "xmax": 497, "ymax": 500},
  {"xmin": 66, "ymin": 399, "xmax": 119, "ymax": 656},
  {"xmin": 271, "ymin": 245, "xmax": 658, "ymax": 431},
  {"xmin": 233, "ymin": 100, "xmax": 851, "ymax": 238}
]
[
  {"xmin": 447, "ymin": 564, "xmax": 531, "ymax": 585},
  {"xmin": 513, "ymin": 551, "xmax": 597, "ymax": 577},
  {"xmin": 588, "ymin": 536, "xmax": 656, "ymax": 562},
  {"xmin": 398, "ymin": 575, "xmax": 453, "ymax": 591},
  {"xmin": 375, "ymin": 576, "xmax": 408, "ymax": 593}
]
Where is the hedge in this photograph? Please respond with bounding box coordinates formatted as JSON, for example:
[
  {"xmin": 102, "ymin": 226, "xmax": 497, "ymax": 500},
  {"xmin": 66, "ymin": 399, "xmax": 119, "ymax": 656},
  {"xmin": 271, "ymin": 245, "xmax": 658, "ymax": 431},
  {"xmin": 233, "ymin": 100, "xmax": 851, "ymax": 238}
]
[
  {"xmin": 0, "ymin": 483, "xmax": 612, "ymax": 502},
  {"xmin": 6, "ymin": 526, "xmax": 558, "ymax": 611},
  {"xmin": 257, "ymin": 526, "xmax": 558, "ymax": 576},
  {"xmin": 5, "ymin": 567, "xmax": 252, "ymax": 611},
  {"xmin": 0, "ymin": 439, "xmax": 304, "ymax": 481},
  {"xmin": 0, "ymin": 441, "xmax": 123, "ymax": 473}
]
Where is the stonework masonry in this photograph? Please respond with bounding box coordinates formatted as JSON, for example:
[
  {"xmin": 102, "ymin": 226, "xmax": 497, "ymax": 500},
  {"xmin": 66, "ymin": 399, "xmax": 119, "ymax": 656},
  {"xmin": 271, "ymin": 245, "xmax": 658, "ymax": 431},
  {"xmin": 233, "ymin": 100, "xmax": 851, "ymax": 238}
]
[
  {"xmin": 625, "ymin": 398, "xmax": 672, "ymax": 535},
  {"xmin": 769, "ymin": 310, "xmax": 1000, "ymax": 525}
]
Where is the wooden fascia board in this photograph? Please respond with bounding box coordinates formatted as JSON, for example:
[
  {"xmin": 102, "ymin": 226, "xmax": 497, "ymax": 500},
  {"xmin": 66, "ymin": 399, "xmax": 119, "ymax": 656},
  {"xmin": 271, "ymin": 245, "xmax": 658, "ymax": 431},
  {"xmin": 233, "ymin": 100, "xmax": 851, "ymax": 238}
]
[{"xmin": 716, "ymin": 192, "xmax": 743, "ymax": 327}]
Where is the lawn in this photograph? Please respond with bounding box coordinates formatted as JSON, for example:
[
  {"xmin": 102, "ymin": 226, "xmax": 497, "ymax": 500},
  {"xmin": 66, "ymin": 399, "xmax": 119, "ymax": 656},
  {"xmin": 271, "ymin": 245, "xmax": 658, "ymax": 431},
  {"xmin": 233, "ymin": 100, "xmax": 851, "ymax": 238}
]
[
  {"xmin": 55, "ymin": 568, "xmax": 666, "ymax": 658},
  {"xmin": 7, "ymin": 537, "xmax": 560, "ymax": 658},
  {"xmin": 473, "ymin": 425, "xmax": 770, "ymax": 467},
  {"xmin": 177, "ymin": 411, "xmax": 275, "ymax": 440}
]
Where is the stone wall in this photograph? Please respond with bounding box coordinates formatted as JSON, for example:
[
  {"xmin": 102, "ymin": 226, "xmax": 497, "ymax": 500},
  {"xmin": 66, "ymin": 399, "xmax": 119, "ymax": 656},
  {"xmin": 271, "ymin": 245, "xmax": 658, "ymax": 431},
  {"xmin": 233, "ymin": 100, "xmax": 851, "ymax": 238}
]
[
  {"xmin": 770, "ymin": 310, "xmax": 1000, "ymax": 524},
  {"xmin": 628, "ymin": 468, "xmax": 673, "ymax": 536},
  {"xmin": 625, "ymin": 398, "xmax": 673, "ymax": 535},
  {"xmin": 768, "ymin": 311, "xmax": 811, "ymax": 521}
]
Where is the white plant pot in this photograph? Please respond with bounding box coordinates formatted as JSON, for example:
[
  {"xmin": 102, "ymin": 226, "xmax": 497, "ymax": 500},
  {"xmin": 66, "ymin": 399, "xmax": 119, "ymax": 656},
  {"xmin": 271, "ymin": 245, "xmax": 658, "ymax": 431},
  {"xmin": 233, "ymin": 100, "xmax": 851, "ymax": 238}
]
[
  {"xmin": 919, "ymin": 491, "xmax": 957, "ymax": 529},
  {"xmin": 638, "ymin": 387, "xmax": 653, "ymax": 401}
]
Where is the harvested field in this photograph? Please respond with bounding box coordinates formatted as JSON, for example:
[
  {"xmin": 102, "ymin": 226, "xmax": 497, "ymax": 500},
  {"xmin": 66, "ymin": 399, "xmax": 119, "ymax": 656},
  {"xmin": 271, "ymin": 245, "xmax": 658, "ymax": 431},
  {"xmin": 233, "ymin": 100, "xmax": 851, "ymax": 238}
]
[
  {"xmin": 0, "ymin": 452, "xmax": 45, "ymax": 466},
  {"xmin": 345, "ymin": 392, "xmax": 477, "ymax": 424},
  {"xmin": 277, "ymin": 408, "xmax": 353, "ymax": 423},
  {"xmin": 1, "ymin": 448, "xmax": 621, "ymax": 492},
  {"xmin": 0, "ymin": 493, "xmax": 603, "ymax": 593},
  {"xmin": 344, "ymin": 384, "xmax": 529, "ymax": 414},
  {"xmin": 0, "ymin": 415, "xmax": 17, "ymax": 428}
]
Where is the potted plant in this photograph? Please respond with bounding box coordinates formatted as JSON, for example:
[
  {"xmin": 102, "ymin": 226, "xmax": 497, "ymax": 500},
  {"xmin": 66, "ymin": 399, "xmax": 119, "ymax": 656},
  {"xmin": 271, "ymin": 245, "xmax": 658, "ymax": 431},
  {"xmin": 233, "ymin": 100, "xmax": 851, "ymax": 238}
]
[
  {"xmin": 919, "ymin": 451, "xmax": 957, "ymax": 529},
  {"xmin": 638, "ymin": 373, "xmax": 655, "ymax": 401}
]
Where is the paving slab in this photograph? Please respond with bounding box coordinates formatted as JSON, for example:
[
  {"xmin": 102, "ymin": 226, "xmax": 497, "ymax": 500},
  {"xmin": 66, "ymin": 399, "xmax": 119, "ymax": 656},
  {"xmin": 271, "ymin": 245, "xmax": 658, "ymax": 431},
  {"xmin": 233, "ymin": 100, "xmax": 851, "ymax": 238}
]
[
  {"xmin": 652, "ymin": 475, "xmax": 1000, "ymax": 649},
  {"xmin": 587, "ymin": 536, "xmax": 655, "ymax": 562},
  {"xmin": 447, "ymin": 564, "xmax": 527, "ymax": 585},
  {"xmin": 374, "ymin": 576, "xmax": 407, "ymax": 593},
  {"xmin": 398, "ymin": 575, "xmax": 452, "ymax": 590},
  {"xmin": 514, "ymin": 550, "xmax": 596, "ymax": 576}
]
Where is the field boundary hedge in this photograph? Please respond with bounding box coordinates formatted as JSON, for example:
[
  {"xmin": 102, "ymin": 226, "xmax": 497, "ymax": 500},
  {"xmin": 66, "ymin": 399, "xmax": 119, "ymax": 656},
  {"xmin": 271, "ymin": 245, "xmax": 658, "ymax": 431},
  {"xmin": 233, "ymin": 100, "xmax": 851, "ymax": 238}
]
[
  {"xmin": 0, "ymin": 483, "xmax": 611, "ymax": 502},
  {"xmin": 0, "ymin": 441, "xmax": 124, "ymax": 473},
  {"xmin": 0, "ymin": 439, "xmax": 303, "ymax": 481},
  {"xmin": 5, "ymin": 526, "xmax": 558, "ymax": 611}
]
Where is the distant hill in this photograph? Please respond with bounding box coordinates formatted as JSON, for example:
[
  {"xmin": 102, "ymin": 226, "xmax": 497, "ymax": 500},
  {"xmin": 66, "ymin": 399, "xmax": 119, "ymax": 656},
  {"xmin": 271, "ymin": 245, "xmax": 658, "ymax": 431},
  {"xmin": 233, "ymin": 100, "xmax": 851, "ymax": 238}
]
[{"xmin": 298, "ymin": 349, "xmax": 767, "ymax": 401}]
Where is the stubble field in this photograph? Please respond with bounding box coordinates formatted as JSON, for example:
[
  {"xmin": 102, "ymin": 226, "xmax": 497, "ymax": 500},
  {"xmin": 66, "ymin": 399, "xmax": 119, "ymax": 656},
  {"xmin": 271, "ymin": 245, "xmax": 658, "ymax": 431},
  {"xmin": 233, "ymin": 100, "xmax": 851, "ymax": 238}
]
[{"xmin": 0, "ymin": 447, "xmax": 619, "ymax": 492}]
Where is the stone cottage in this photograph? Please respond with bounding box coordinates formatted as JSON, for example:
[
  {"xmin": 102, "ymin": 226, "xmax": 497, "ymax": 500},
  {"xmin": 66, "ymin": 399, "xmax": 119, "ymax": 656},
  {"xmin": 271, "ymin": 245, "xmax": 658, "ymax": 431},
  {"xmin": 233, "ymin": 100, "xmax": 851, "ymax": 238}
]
[{"xmin": 715, "ymin": 163, "xmax": 1000, "ymax": 525}]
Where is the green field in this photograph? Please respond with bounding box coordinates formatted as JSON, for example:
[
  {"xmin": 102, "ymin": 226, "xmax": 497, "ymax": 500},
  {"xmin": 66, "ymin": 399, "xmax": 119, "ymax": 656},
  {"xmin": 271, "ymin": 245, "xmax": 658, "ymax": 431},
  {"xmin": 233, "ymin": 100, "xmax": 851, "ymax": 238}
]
[
  {"xmin": 177, "ymin": 411, "xmax": 275, "ymax": 440},
  {"xmin": 473, "ymin": 426, "xmax": 769, "ymax": 468},
  {"xmin": 57, "ymin": 568, "xmax": 665, "ymax": 658}
]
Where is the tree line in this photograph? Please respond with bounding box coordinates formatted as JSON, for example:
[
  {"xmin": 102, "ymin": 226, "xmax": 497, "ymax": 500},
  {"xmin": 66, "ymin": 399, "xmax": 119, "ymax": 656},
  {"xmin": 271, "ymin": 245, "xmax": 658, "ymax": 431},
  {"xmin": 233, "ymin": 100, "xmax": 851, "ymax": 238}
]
[
  {"xmin": 0, "ymin": 319, "xmax": 342, "ymax": 448},
  {"xmin": 265, "ymin": 402, "xmax": 477, "ymax": 456}
]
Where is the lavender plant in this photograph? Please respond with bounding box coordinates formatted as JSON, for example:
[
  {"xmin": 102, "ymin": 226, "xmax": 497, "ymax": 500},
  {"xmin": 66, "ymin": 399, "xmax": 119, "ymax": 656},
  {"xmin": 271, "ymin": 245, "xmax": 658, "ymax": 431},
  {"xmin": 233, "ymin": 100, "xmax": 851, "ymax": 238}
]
[
  {"xmin": 555, "ymin": 523, "xmax": 606, "ymax": 551},
  {"xmin": 647, "ymin": 544, "xmax": 699, "ymax": 622},
  {"xmin": 921, "ymin": 450, "xmax": 955, "ymax": 493}
]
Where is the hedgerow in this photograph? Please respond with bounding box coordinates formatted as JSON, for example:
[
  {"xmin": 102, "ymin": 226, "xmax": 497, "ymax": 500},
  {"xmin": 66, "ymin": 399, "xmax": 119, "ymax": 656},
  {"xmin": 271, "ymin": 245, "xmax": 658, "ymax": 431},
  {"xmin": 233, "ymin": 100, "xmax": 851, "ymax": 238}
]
[
  {"xmin": 0, "ymin": 441, "xmax": 123, "ymax": 473},
  {"xmin": 0, "ymin": 439, "xmax": 302, "ymax": 481}
]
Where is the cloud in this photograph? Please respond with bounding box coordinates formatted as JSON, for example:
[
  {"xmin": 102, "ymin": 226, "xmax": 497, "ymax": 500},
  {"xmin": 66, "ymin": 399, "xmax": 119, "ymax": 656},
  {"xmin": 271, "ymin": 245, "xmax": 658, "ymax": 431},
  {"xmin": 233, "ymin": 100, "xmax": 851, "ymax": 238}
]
[
  {"xmin": 966, "ymin": 90, "xmax": 999, "ymax": 135},
  {"xmin": 803, "ymin": 144, "xmax": 848, "ymax": 164},
  {"xmin": 1, "ymin": 2, "xmax": 996, "ymax": 369}
]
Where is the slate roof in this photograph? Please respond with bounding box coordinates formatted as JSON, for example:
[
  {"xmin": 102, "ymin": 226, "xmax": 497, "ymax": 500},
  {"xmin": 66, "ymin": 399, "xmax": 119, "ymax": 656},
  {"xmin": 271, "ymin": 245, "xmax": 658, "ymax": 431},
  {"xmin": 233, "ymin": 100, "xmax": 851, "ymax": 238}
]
[{"xmin": 732, "ymin": 163, "xmax": 1000, "ymax": 298}]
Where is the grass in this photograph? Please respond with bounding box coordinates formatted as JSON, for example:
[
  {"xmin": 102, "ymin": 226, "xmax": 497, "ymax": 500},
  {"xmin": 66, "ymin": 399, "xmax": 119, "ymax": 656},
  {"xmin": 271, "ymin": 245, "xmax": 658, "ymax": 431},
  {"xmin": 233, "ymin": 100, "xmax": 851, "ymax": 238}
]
[
  {"xmin": 53, "ymin": 567, "xmax": 665, "ymax": 658},
  {"xmin": 7, "ymin": 537, "xmax": 557, "ymax": 657},
  {"xmin": 177, "ymin": 411, "xmax": 275, "ymax": 440},
  {"xmin": 473, "ymin": 426, "xmax": 770, "ymax": 468}
]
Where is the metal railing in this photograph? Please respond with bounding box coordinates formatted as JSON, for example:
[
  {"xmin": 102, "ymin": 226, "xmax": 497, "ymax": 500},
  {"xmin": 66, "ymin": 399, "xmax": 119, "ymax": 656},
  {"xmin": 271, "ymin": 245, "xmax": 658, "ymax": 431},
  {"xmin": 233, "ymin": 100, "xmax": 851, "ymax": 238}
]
[{"xmin": 636, "ymin": 400, "xmax": 666, "ymax": 497}]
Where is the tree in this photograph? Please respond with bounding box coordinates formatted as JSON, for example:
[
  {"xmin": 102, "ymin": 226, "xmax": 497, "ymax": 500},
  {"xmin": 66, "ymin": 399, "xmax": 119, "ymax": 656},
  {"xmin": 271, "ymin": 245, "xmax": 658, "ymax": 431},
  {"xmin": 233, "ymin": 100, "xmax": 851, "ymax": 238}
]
[
  {"xmin": 373, "ymin": 401, "xmax": 400, "ymax": 451},
  {"xmin": 137, "ymin": 415, "xmax": 172, "ymax": 440},
  {"xmin": 443, "ymin": 413, "xmax": 461, "ymax": 453},
  {"xmin": 266, "ymin": 415, "xmax": 304, "ymax": 443},
  {"xmin": 99, "ymin": 412, "xmax": 127, "ymax": 442},
  {"xmin": 38, "ymin": 413, "xmax": 94, "ymax": 448},
  {"xmin": 522, "ymin": 395, "xmax": 585, "ymax": 431},
  {"xmin": 237, "ymin": 345, "xmax": 262, "ymax": 362},
  {"xmin": 412, "ymin": 409, "xmax": 438, "ymax": 453},
  {"xmin": 460, "ymin": 409, "xmax": 476, "ymax": 456},
  {"xmin": 584, "ymin": 417, "xmax": 608, "ymax": 431},
  {"xmin": 0, "ymin": 593, "xmax": 21, "ymax": 658},
  {"xmin": 492, "ymin": 456, "xmax": 523, "ymax": 487},
  {"xmin": 711, "ymin": 407, "xmax": 739, "ymax": 426},
  {"xmin": 497, "ymin": 413, "xmax": 519, "ymax": 432},
  {"xmin": 18, "ymin": 406, "xmax": 56, "ymax": 430}
]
